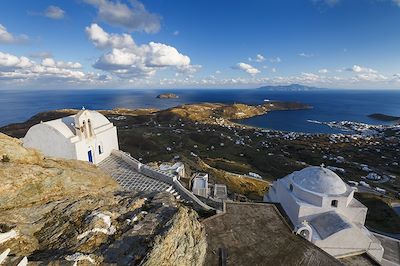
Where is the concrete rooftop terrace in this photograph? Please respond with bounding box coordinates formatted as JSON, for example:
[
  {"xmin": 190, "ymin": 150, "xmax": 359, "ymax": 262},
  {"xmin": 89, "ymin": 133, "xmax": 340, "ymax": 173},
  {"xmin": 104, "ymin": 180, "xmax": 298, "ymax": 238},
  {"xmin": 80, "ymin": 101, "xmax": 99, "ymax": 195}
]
[{"xmin": 202, "ymin": 202, "xmax": 341, "ymax": 266}]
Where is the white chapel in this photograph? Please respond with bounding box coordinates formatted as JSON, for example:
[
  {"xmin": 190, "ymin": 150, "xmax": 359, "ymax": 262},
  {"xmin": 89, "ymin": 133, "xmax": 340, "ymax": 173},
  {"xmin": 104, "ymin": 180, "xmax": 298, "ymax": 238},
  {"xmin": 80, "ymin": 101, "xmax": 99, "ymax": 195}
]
[
  {"xmin": 265, "ymin": 165, "xmax": 384, "ymax": 262},
  {"xmin": 23, "ymin": 109, "xmax": 118, "ymax": 164}
]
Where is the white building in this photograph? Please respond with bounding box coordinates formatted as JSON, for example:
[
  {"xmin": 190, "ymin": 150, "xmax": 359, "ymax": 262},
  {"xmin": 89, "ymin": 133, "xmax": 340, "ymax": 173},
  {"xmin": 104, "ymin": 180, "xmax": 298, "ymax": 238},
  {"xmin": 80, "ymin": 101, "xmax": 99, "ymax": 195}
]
[
  {"xmin": 23, "ymin": 109, "xmax": 118, "ymax": 164},
  {"xmin": 265, "ymin": 166, "xmax": 384, "ymax": 262},
  {"xmin": 192, "ymin": 173, "xmax": 209, "ymax": 198},
  {"xmin": 159, "ymin": 162, "xmax": 185, "ymax": 179},
  {"xmin": 214, "ymin": 184, "xmax": 228, "ymax": 200}
]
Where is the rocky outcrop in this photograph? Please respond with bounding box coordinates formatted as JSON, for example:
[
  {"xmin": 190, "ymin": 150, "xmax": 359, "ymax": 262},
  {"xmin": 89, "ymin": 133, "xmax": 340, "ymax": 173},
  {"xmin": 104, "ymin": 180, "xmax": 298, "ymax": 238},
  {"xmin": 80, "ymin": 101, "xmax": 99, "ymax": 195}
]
[
  {"xmin": 156, "ymin": 93, "xmax": 179, "ymax": 99},
  {"xmin": 143, "ymin": 207, "xmax": 206, "ymax": 266},
  {"xmin": 156, "ymin": 102, "xmax": 311, "ymax": 126},
  {"xmin": 0, "ymin": 133, "xmax": 206, "ymax": 265},
  {"xmin": 0, "ymin": 133, "xmax": 118, "ymax": 210}
]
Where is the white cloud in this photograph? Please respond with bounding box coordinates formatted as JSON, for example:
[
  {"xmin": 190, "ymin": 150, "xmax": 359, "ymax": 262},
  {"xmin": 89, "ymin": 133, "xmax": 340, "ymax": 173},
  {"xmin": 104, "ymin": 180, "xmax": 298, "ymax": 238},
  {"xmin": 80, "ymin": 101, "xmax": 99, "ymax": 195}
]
[
  {"xmin": 41, "ymin": 58, "xmax": 82, "ymax": 69},
  {"xmin": 86, "ymin": 23, "xmax": 135, "ymax": 49},
  {"xmin": 393, "ymin": 0, "xmax": 400, "ymax": 6},
  {"xmin": 86, "ymin": 24, "xmax": 195, "ymax": 78},
  {"xmin": 346, "ymin": 65, "xmax": 377, "ymax": 74},
  {"xmin": 233, "ymin": 62, "xmax": 260, "ymax": 75},
  {"xmin": 255, "ymin": 54, "xmax": 265, "ymax": 62},
  {"xmin": 44, "ymin": 6, "xmax": 65, "ymax": 19},
  {"xmin": 145, "ymin": 42, "xmax": 190, "ymax": 67},
  {"xmin": 0, "ymin": 24, "xmax": 28, "ymax": 44},
  {"xmin": 271, "ymin": 67, "xmax": 277, "ymax": 73},
  {"xmin": 298, "ymin": 52, "xmax": 314, "ymax": 58},
  {"xmin": 0, "ymin": 52, "xmax": 33, "ymax": 70},
  {"xmin": 177, "ymin": 64, "xmax": 202, "ymax": 74},
  {"xmin": 249, "ymin": 54, "xmax": 279, "ymax": 63},
  {"xmin": 318, "ymin": 68, "xmax": 328, "ymax": 74},
  {"xmin": 173, "ymin": 30, "xmax": 180, "ymax": 36},
  {"xmin": 0, "ymin": 51, "xmax": 107, "ymax": 85},
  {"xmin": 84, "ymin": 0, "xmax": 161, "ymax": 33}
]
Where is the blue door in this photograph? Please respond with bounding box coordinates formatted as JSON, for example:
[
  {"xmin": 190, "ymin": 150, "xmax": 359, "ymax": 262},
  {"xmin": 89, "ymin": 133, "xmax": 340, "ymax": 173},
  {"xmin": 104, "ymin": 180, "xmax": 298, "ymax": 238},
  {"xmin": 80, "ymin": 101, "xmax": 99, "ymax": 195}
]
[{"xmin": 88, "ymin": 150, "xmax": 93, "ymax": 163}]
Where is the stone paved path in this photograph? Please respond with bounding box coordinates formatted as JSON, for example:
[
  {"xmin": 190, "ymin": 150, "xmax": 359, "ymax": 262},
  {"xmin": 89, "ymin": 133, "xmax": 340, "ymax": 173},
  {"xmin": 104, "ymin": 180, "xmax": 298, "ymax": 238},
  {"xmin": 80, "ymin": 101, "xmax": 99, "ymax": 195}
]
[{"xmin": 99, "ymin": 155, "xmax": 172, "ymax": 192}]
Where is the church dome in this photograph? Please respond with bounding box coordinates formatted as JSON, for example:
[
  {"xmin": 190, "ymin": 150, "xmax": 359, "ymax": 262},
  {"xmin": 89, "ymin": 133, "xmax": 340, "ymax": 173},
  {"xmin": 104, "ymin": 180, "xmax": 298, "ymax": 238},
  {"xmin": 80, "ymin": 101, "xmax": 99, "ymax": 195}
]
[{"xmin": 291, "ymin": 166, "xmax": 347, "ymax": 195}]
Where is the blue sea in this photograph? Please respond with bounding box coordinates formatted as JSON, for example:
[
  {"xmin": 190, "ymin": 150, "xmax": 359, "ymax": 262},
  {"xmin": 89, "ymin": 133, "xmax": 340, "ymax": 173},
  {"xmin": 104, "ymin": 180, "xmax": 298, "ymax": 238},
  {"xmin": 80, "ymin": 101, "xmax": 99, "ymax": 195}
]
[{"xmin": 1, "ymin": 89, "xmax": 399, "ymax": 134}]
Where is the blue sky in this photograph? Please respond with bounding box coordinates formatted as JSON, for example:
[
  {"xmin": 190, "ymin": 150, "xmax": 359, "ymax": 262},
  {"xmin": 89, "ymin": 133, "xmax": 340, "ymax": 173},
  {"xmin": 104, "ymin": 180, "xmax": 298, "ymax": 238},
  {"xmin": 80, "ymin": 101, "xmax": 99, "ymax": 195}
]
[{"xmin": 0, "ymin": 0, "xmax": 399, "ymax": 89}]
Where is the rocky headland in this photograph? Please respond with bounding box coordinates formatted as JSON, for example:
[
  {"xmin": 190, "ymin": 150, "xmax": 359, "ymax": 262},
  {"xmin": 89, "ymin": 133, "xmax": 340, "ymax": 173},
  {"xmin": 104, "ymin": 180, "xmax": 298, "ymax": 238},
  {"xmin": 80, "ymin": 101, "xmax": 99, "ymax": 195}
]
[{"xmin": 368, "ymin": 113, "xmax": 400, "ymax": 122}]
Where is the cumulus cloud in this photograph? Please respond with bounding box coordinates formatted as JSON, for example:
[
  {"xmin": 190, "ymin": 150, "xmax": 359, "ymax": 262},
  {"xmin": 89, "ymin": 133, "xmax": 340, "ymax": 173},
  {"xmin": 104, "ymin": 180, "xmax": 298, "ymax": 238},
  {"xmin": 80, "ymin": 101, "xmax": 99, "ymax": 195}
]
[
  {"xmin": 44, "ymin": 6, "xmax": 65, "ymax": 19},
  {"xmin": 41, "ymin": 58, "xmax": 82, "ymax": 69},
  {"xmin": 0, "ymin": 24, "xmax": 28, "ymax": 44},
  {"xmin": 233, "ymin": 62, "xmax": 260, "ymax": 75},
  {"xmin": 86, "ymin": 23, "xmax": 196, "ymax": 78},
  {"xmin": 86, "ymin": 23, "xmax": 135, "ymax": 49},
  {"xmin": 0, "ymin": 51, "xmax": 107, "ymax": 84},
  {"xmin": 346, "ymin": 65, "xmax": 377, "ymax": 74},
  {"xmin": 84, "ymin": 0, "xmax": 161, "ymax": 33},
  {"xmin": 0, "ymin": 52, "xmax": 33, "ymax": 70}
]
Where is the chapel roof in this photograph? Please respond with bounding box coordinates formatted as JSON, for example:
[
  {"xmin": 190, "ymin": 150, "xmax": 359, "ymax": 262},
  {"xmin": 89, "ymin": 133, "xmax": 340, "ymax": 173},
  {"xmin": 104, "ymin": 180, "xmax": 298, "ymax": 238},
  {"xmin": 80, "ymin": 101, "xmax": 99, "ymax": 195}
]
[
  {"xmin": 41, "ymin": 110, "xmax": 111, "ymax": 138},
  {"xmin": 310, "ymin": 211, "xmax": 351, "ymax": 239},
  {"xmin": 291, "ymin": 166, "xmax": 348, "ymax": 195}
]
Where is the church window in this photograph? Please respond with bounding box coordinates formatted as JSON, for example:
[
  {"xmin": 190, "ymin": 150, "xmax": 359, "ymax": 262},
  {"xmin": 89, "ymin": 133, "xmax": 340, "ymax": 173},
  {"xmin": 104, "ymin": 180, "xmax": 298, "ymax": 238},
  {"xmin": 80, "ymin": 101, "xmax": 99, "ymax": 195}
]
[
  {"xmin": 98, "ymin": 144, "xmax": 103, "ymax": 154},
  {"xmin": 299, "ymin": 229, "xmax": 310, "ymax": 240},
  {"xmin": 88, "ymin": 119, "xmax": 93, "ymax": 137},
  {"xmin": 331, "ymin": 200, "xmax": 338, "ymax": 207}
]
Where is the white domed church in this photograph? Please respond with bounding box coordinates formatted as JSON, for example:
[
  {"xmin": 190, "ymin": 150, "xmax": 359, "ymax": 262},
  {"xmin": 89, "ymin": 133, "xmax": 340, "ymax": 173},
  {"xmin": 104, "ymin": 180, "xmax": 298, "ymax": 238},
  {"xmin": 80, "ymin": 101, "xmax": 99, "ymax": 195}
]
[
  {"xmin": 23, "ymin": 109, "xmax": 118, "ymax": 164},
  {"xmin": 265, "ymin": 166, "xmax": 384, "ymax": 262}
]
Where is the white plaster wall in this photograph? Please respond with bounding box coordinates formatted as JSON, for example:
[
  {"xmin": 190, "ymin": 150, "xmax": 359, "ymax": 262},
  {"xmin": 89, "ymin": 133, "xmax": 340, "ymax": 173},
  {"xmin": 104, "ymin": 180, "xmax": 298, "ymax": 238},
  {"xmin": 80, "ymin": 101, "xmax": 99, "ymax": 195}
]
[
  {"xmin": 95, "ymin": 126, "xmax": 118, "ymax": 164},
  {"xmin": 23, "ymin": 124, "xmax": 77, "ymax": 160},
  {"xmin": 274, "ymin": 182, "xmax": 301, "ymax": 224},
  {"xmin": 73, "ymin": 126, "xmax": 118, "ymax": 164},
  {"xmin": 293, "ymin": 185, "xmax": 323, "ymax": 206},
  {"xmin": 74, "ymin": 140, "xmax": 93, "ymax": 162},
  {"xmin": 338, "ymin": 206, "xmax": 367, "ymax": 224},
  {"xmin": 297, "ymin": 205, "xmax": 326, "ymax": 222},
  {"xmin": 346, "ymin": 190, "xmax": 355, "ymax": 206}
]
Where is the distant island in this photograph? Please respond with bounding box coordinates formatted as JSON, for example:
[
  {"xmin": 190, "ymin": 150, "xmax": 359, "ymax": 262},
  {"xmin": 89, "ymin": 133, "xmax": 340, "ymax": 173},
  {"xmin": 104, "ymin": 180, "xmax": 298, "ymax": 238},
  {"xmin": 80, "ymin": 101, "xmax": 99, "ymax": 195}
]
[
  {"xmin": 257, "ymin": 83, "xmax": 322, "ymax": 91},
  {"xmin": 157, "ymin": 93, "xmax": 179, "ymax": 99},
  {"xmin": 368, "ymin": 113, "xmax": 400, "ymax": 122}
]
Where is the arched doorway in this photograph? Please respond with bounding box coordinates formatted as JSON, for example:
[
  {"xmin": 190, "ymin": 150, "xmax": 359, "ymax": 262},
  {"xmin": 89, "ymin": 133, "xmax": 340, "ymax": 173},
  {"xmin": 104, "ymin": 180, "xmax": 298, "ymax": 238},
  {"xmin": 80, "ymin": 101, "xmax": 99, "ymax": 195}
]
[{"xmin": 88, "ymin": 147, "xmax": 93, "ymax": 163}]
